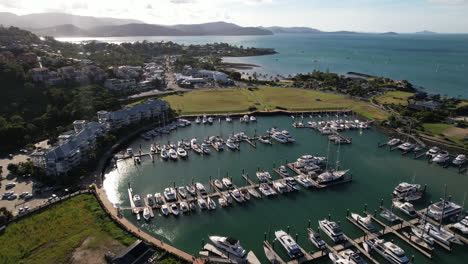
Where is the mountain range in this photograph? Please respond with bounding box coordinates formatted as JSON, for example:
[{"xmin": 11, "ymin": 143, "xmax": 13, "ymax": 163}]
[{"xmin": 0, "ymin": 12, "xmax": 438, "ymax": 37}]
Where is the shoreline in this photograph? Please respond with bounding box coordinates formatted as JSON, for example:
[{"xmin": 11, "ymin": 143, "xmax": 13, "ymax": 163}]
[{"xmin": 219, "ymin": 61, "xmax": 260, "ymax": 70}]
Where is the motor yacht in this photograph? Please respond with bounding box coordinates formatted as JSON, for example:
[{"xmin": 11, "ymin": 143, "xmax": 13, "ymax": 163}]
[
  {"xmin": 273, "ymin": 181, "xmax": 290, "ymax": 194},
  {"xmin": 180, "ymin": 202, "xmax": 189, "ymax": 213},
  {"xmin": 170, "ymin": 203, "xmax": 179, "ymax": 216},
  {"xmin": 285, "ymin": 177, "xmax": 300, "ymax": 191},
  {"xmin": 392, "ymin": 182, "xmax": 421, "ymax": 200},
  {"xmin": 195, "ymin": 182, "xmax": 207, "ymax": 195},
  {"xmin": 387, "ymin": 138, "xmax": 401, "ymax": 146},
  {"xmin": 271, "ymin": 132, "xmax": 288, "ymax": 143},
  {"xmin": 308, "ymin": 229, "xmax": 326, "ymax": 250},
  {"xmin": 340, "ymin": 249, "xmax": 366, "ymax": 264},
  {"xmin": 207, "ymin": 197, "xmax": 217, "ymax": 210},
  {"xmin": 329, "ymin": 253, "xmax": 351, "ymax": 264},
  {"xmin": 213, "ymin": 179, "xmax": 223, "ymax": 190},
  {"xmin": 258, "ymin": 183, "xmax": 276, "ymax": 196},
  {"xmin": 222, "ymin": 178, "xmax": 233, "ymax": 189},
  {"xmin": 453, "ymin": 216, "xmax": 468, "ymax": 234},
  {"xmin": 351, "ymin": 213, "xmax": 375, "ymax": 232},
  {"xmin": 186, "ymin": 185, "xmax": 197, "ymax": 196},
  {"xmin": 392, "ymin": 201, "xmax": 416, "ymax": 217},
  {"xmin": 197, "ymin": 198, "xmax": 208, "ymax": 210},
  {"xmin": 256, "ymin": 171, "xmax": 272, "ymax": 182},
  {"xmin": 160, "ymin": 204, "xmax": 170, "ymax": 216},
  {"xmin": 425, "ymin": 147, "xmax": 440, "ymax": 158},
  {"xmin": 281, "ymin": 130, "xmax": 295, "ymax": 142},
  {"xmin": 317, "ymin": 170, "xmax": 348, "ymax": 184},
  {"xmin": 319, "ymin": 219, "xmax": 345, "ymax": 242},
  {"xmin": 209, "ymin": 236, "xmax": 247, "ymax": 257},
  {"xmin": 177, "ymin": 187, "xmax": 187, "ymax": 199},
  {"xmin": 133, "ymin": 195, "xmax": 143, "ymax": 207},
  {"xmin": 154, "ymin": 193, "xmax": 163, "ymax": 204},
  {"xmin": 177, "ymin": 147, "xmax": 187, "ymax": 158},
  {"xmin": 380, "ymin": 208, "xmax": 399, "ymax": 223},
  {"xmin": 453, "ymin": 154, "xmax": 466, "ymax": 166},
  {"xmin": 163, "ymin": 187, "xmax": 177, "ymax": 202},
  {"xmin": 432, "ymin": 151, "xmax": 450, "ymax": 163},
  {"xmin": 398, "ymin": 142, "xmax": 414, "ymax": 152},
  {"xmin": 363, "ymin": 238, "xmax": 411, "ymax": 264},
  {"xmin": 258, "ymin": 136, "xmax": 272, "ymax": 145},
  {"xmin": 143, "ymin": 207, "xmax": 151, "ymax": 221},
  {"xmin": 230, "ymin": 189, "xmax": 244, "ymax": 203},
  {"xmin": 426, "ymin": 200, "xmax": 462, "ymax": 221},
  {"xmin": 296, "ymin": 175, "xmax": 314, "ymax": 188},
  {"xmin": 419, "ymin": 222, "xmax": 461, "ymax": 246},
  {"xmin": 275, "ymin": 230, "xmax": 304, "ymax": 259}
]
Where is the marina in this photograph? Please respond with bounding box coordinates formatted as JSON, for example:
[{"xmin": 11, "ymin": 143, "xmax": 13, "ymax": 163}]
[{"xmin": 102, "ymin": 115, "xmax": 468, "ymax": 263}]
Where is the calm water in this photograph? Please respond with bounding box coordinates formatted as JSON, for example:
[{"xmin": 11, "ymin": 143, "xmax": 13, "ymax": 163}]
[
  {"xmin": 103, "ymin": 116, "xmax": 468, "ymax": 263},
  {"xmin": 59, "ymin": 34, "xmax": 468, "ymax": 98}
]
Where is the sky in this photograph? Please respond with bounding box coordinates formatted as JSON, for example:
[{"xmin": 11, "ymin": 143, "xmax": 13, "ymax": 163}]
[{"xmin": 1, "ymin": 0, "xmax": 468, "ymax": 33}]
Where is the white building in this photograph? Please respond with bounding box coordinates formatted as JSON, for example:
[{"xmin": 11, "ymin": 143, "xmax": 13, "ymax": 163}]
[{"xmin": 104, "ymin": 78, "xmax": 137, "ymax": 93}]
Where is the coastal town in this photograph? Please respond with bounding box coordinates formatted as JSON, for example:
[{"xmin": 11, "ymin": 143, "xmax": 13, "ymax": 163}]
[{"xmin": 0, "ymin": 7, "xmax": 468, "ymax": 264}]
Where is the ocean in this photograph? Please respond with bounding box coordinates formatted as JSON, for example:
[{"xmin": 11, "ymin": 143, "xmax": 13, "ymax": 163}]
[{"xmin": 59, "ymin": 33, "xmax": 468, "ymax": 98}]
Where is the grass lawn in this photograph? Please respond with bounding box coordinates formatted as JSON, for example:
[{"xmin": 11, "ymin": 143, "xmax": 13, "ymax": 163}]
[
  {"xmin": 375, "ymin": 91, "xmax": 414, "ymax": 105},
  {"xmin": 0, "ymin": 194, "xmax": 136, "ymax": 264},
  {"xmin": 161, "ymin": 86, "xmax": 389, "ymax": 120},
  {"xmin": 422, "ymin": 123, "xmax": 454, "ymax": 135}
]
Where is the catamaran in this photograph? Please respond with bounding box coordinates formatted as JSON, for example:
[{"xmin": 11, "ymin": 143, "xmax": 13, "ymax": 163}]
[
  {"xmin": 418, "ymin": 222, "xmax": 461, "ymax": 246},
  {"xmin": 426, "ymin": 200, "xmax": 462, "ymax": 221}
]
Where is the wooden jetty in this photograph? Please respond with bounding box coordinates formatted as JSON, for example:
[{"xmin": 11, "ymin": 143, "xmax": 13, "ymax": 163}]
[
  {"xmin": 244, "ymin": 138, "xmax": 257, "ymax": 148},
  {"xmin": 263, "ymin": 241, "xmax": 286, "ymax": 264},
  {"xmin": 143, "ymin": 197, "xmax": 155, "ymax": 218}
]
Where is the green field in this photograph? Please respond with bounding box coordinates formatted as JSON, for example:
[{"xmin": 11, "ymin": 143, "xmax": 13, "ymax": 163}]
[
  {"xmin": 422, "ymin": 123, "xmax": 453, "ymax": 135},
  {"xmin": 0, "ymin": 194, "xmax": 136, "ymax": 264},
  {"xmin": 162, "ymin": 86, "xmax": 388, "ymax": 120},
  {"xmin": 375, "ymin": 91, "xmax": 414, "ymax": 105}
]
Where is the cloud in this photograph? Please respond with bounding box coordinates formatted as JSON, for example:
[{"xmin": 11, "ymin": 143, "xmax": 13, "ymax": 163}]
[
  {"xmin": 170, "ymin": 0, "xmax": 196, "ymax": 4},
  {"xmin": 428, "ymin": 0, "xmax": 468, "ymax": 3}
]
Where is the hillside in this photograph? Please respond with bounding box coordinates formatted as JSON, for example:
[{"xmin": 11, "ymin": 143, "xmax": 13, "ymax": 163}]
[{"xmin": 263, "ymin": 26, "xmax": 321, "ymax": 34}]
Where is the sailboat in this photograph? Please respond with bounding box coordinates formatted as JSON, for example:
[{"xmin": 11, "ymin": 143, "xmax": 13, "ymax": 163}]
[{"xmin": 317, "ymin": 140, "xmax": 348, "ymax": 184}]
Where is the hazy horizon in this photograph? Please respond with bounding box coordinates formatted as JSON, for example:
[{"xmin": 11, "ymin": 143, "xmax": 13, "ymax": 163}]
[{"xmin": 1, "ymin": 0, "xmax": 468, "ymax": 33}]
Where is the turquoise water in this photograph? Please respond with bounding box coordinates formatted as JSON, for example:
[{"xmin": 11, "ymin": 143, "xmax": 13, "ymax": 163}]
[
  {"xmin": 103, "ymin": 116, "xmax": 468, "ymax": 263},
  {"xmin": 59, "ymin": 34, "xmax": 468, "ymax": 98}
]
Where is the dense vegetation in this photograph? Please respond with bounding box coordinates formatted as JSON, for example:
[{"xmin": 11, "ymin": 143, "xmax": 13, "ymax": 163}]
[
  {"xmin": 0, "ymin": 61, "xmax": 120, "ymax": 152},
  {"xmin": 0, "ymin": 26, "xmax": 41, "ymax": 45},
  {"xmin": 0, "ymin": 194, "xmax": 136, "ymax": 264}
]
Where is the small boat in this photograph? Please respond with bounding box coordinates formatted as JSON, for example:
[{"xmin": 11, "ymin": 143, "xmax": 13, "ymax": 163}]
[
  {"xmin": 240, "ymin": 190, "xmax": 250, "ymax": 200},
  {"xmin": 186, "ymin": 185, "xmax": 197, "ymax": 196},
  {"xmin": 380, "ymin": 208, "xmax": 399, "ymax": 222},
  {"xmin": 222, "ymin": 178, "xmax": 233, "ymax": 189},
  {"xmin": 201, "ymin": 143, "xmax": 211, "ymax": 154},
  {"xmin": 202, "ymin": 115, "xmax": 207, "ymax": 124},
  {"xmin": 218, "ymin": 197, "xmax": 228, "ymax": 207},
  {"xmin": 426, "ymin": 146, "xmax": 440, "ymax": 158},
  {"xmin": 453, "ymin": 154, "xmax": 466, "ymax": 166},
  {"xmin": 180, "ymin": 201, "xmax": 189, "ymax": 213},
  {"xmin": 209, "ymin": 236, "xmax": 246, "ymax": 258},
  {"xmin": 225, "ymin": 139, "xmax": 237, "ymax": 150},
  {"xmin": 143, "ymin": 207, "xmax": 151, "ymax": 221},
  {"xmin": 250, "ymin": 116, "xmax": 257, "ymax": 122},
  {"xmin": 213, "ymin": 179, "xmax": 223, "ymax": 190},
  {"xmin": 432, "ymin": 151, "xmax": 450, "ymax": 163},
  {"xmin": 387, "ymin": 138, "xmax": 401, "ymax": 146},
  {"xmin": 133, "ymin": 195, "xmax": 143, "ymax": 207},
  {"xmin": 319, "ymin": 219, "xmax": 345, "ymax": 242},
  {"xmin": 160, "ymin": 204, "xmax": 170, "ymax": 216},
  {"xmin": 279, "ymin": 165, "xmax": 289, "ymax": 176},
  {"xmin": 171, "ymin": 203, "xmax": 179, "ymax": 216},
  {"xmin": 177, "ymin": 186, "xmax": 187, "ymax": 199},
  {"xmin": 247, "ymin": 188, "xmax": 261, "ymax": 198},
  {"xmin": 223, "ymin": 192, "xmax": 233, "ymax": 204},
  {"xmin": 258, "ymin": 183, "xmax": 277, "ymax": 196},
  {"xmin": 195, "ymin": 116, "xmax": 201, "ymax": 124},
  {"xmin": 207, "ymin": 116, "xmax": 213, "ymax": 124},
  {"xmin": 150, "ymin": 144, "xmax": 156, "ymax": 153},
  {"xmin": 169, "ymin": 148, "xmax": 178, "ymax": 160},
  {"xmin": 134, "ymin": 156, "xmax": 141, "ymax": 164},
  {"xmin": 398, "ymin": 142, "xmax": 414, "ymax": 152},
  {"xmin": 392, "ymin": 200, "xmax": 416, "ymax": 217},
  {"xmin": 146, "ymin": 194, "xmax": 155, "ymax": 207},
  {"xmin": 351, "ymin": 213, "xmax": 375, "ymax": 232},
  {"xmin": 126, "ymin": 148, "xmax": 134, "ymax": 156},
  {"xmin": 226, "ymin": 116, "xmax": 232, "ymax": 122},
  {"xmin": 281, "ymin": 130, "xmax": 295, "ymax": 142},
  {"xmin": 195, "ymin": 182, "xmax": 207, "ymax": 195},
  {"xmin": 275, "ymin": 230, "xmax": 304, "ymax": 259},
  {"xmin": 177, "ymin": 147, "xmax": 188, "ymax": 158},
  {"xmin": 207, "ymin": 197, "xmax": 217, "ymax": 210},
  {"xmin": 160, "ymin": 149, "xmax": 169, "ymax": 160},
  {"xmin": 308, "ymin": 229, "xmax": 326, "ymax": 250},
  {"xmin": 231, "ymin": 189, "xmax": 244, "ymax": 203},
  {"xmin": 154, "ymin": 193, "xmax": 163, "ymax": 204},
  {"xmin": 258, "ymin": 136, "xmax": 272, "ymax": 144},
  {"xmin": 197, "ymin": 198, "xmax": 208, "ymax": 210}
]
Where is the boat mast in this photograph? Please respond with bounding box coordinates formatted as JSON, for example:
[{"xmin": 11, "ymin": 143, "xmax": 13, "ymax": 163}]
[
  {"xmin": 335, "ymin": 141, "xmax": 341, "ymax": 171},
  {"xmin": 325, "ymin": 138, "xmax": 331, "ymax": 171}
]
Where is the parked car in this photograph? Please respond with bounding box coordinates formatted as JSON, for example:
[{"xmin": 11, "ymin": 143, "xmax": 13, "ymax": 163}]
[
  {"xmin": 7, "ymin": 194, "xmax": 17, "ymax": 200},
  {"xmin": 5, "ymin": 182, "xmax": 16, "ymax": 189}
]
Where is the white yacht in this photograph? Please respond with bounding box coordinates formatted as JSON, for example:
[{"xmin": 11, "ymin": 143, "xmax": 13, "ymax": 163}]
[
  {"xmin": 207, "ymin": 197, "xmax": 217, "ymax": 210},
  {"xmin": 398, "ymin": 142, "xmax": 414, "ymax": 152},
  {"xmin": 296, "ymin": 175, "xmax": 314, "ymax": 188},
  {"xmin": 426, "ymin": 200, "xmax": 462, "ymax": 221},
  {"xmin": 154, "ymin": 193, "xmax": 163, "ymax": 204},
  {"xmin": 213, "ymin": 179, "xmax": 223, "ymax": 190},
  {"xmin": 222, "ymin": 178, "xmax": 233, "ymax": 189},
  {"xmin": 281, "ymin": 130, "xmax": 295, "ymax": 142},
  {"xmin": 279, "ymin": 165, "xmax": 289, "ymax": 176},
  {"xmin": 195, "ymin": 182, "xmax": 207, "ymax": 195},
  {"xmin": 319, "ymin": 219, "xmax": 345, "ymax": 242},
  {"xmin": 259, "ymin": 136, "xmax": 272, "ymax": 144},
  {"xmin": 207, "ymin": 116, "xmax": 213, "ymax": 124},
  {"xmin": 202, "ymin": 115, "xmax": 208, "ymax": 124},
  {"xmin": 197, "ymin": 198, "xmax": 208, "ymax": 210},
  {"xmin": 453, "ymin": 154, "xmax": 466, "ymax": 166},
  {"xmin": 363, "ymin": 238, "xmax": 411, "ymax": 264},
  {"xmin": 308, "ymin": 229, "xmax": 326, "ymax": 250},
  {"xmin": 180, "ymin": 202, "xmax": 189, "ymax": 213},
  {"xmin": 351, "ymin": 213, "xmax": 375, "ymax": 232},
  {"xmin": 317, "ymin": 169, "xmax": 349, "ymax": 184},
  {"xmin": 160, "ymin": 149, "xmax": 169, "ymax": 160},
  {"xmin": 247, "ymin": 188, "xmax": 261, "ymax": 198},
  {"xmin": 256, "ymin": 171, "xmax": 272, "ymax": 182},
  {"xmin": 177, "ymin": 186, "xmax": 187, "ymax": 199},
  {"xmin": 380, "ymin": 208, "xmax": 399, "ymax": 222},
  {"xmin": 163, "ymin": 187, "xmax": 177, "ymax": 202},
  {"xmin": 285, "ymin": 177, "xmax": 300, "ymax": 191},
  {"xmin": 226, "ymin": 116, "xmax": 232, "ymax": 123},
  {"xmin": 143, "ymin": 207, "xmax": 151, "ymax": 221},
  {"xmin": 419, "ymin": 222, "xmax": 461, "ymax": 246},
  {"xmin": 432, "ymin": 150, "xmax": 450, "ymax": 163},
  {"xmin": 186, "ymin": 185, "xmax": 197, "ymax": 196},
  {"xmin": 271, "ymin": 132, "xmax": 288, "ymax": 143},
  {"xmin": 273, "ymin": 181, "xmax": 290, "ymax": 194},
  {"xmin": 425, "ymin": 146, "xmax": 440, "ymax": 158},
  {"xmin": 453, "ymin": 216, "xmax": 468, "ymax": 234},
  {"xmin": 170, "ymin": 203, "xmax": 179, "ymax": 216},
  {"xmin": 275, "ymin": 230, "xmax": 304, "ymax": 259},
  {"xmin": 230, "ymin": 189, "xmax": 244, "ymax": 203},
  {"xmin": 340, "ymin": 249, "xmax": 366, "ymax": 264},
  {"xmin": 169, "ymin": 148, "xmax": 178, "ymax": 160},
  {"xmin": 392, "ymin": 182, "xmax": 421, "ymax": 200},
  {"xmin": 195, "ymin": 116, "xmax": 201, "ymax": 124},
  {"xmin": 250, "ymin": 116, "xmax": 257, "ymax": 122},
  {"xmin": 177, "ymin": 147, "xmax": 187, "ymax": 158},
  {"xmin": 225, "ymin": 139, "xmax": 237, "ymax": 150},
  {"xmin": 209, "ymin": 236, "xmax": 246, "ymax": 257},
  {"xmin": 133, "ymin": 195, "xmax": 143, "ymax": 207},
  {"xmin": 258, "ymin": 183, "xmax": 276, "ymax": 196},
  {"xmin": 392, "ymin": 201, "xmax": 416, "ymax": 217},
  {"xmin": 387, "ymin": 138, "xmax": 401, "ymax": 146},
  {"xmin": 160, "ymin": 204, "xmax": 170, "ymax": 216}
]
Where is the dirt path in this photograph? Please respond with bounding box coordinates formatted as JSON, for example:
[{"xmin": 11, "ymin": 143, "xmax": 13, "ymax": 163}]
[{"xmin": 70, "ymin": 236, "xmax": 125, "ymax": 264}]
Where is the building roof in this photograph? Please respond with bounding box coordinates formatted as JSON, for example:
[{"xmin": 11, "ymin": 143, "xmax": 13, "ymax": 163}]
[{"xmin": 112, "ymin": 240, "xmax": 155, "ymax": 264}]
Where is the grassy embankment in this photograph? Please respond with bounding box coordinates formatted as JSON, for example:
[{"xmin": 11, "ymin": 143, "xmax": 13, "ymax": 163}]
[
  {"xmin": 374, "ymin": 91, "xmax": 414, "ymax": 105},
  {"xmin": 0, "ymin": 194, "xmax": 135, "ymax": 264},
  {"xmin": 161, "ymin": 86, "xmax": 389, "ymax": 120}
]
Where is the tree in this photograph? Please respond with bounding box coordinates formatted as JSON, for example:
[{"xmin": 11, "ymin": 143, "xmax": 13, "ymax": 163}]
[
  {"xmin": 7, "ymin": 163, "xmax": 18, "ymax": 174},
  {"xmin": 229, "ymin": 71, "xmax": 242, "ymax": 81},
  {"xmin": 0, "ymin": 207, "xmax": 13, "ymax": 226}
]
